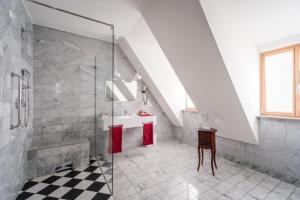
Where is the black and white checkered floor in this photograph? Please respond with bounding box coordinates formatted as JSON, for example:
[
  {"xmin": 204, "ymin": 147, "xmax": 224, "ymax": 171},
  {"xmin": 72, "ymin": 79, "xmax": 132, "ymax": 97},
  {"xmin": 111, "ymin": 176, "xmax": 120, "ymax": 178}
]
[{"xmin": 16, "ymin": 157, "xmax": 112, "ymax": 200}]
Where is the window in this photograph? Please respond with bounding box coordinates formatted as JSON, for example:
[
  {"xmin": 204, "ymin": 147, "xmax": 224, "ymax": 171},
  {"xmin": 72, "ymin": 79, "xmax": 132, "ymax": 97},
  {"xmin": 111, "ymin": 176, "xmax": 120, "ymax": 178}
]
[
  {"xmin": 185, "ymin": 93, "xmax": 197, "ymax": 111},
  {"xmin": 260, "ymin": 45, "xmax": 300, "ymax": 117}
]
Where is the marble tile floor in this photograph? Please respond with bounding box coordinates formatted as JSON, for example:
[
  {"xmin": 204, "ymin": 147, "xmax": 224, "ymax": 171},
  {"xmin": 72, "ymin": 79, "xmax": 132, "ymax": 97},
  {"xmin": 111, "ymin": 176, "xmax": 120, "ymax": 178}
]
[
  {"xmin": 113, "ymin": 140, "xmax": 300, "ymax": 200},
  {"xmin": 16, "ymin": 157, "xmax": 112, "ymax": 200}
]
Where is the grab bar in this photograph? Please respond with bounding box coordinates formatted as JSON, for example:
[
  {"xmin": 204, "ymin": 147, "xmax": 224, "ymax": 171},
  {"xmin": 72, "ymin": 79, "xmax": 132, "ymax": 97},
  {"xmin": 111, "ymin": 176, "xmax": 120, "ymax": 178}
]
[
  {"xmin": 22, "ymin": 69, "xmax": 30, "ymax": 127},
  {"xmin": 10, "ymin": 72, "xmax": 21, "ymax": 130}
]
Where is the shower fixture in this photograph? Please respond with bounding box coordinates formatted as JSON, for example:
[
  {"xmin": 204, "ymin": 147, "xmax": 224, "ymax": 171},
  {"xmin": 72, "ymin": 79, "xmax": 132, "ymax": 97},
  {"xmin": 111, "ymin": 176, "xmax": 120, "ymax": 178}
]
[
  {"xmin": 21, "ymin": 69, "xmax": 30, "ymax": 127},
  {"xmin": 141, "ymin": 85, "xmax": 148, "ymax": 106},
  {"xmin": 10, "ymin": 72, "xmax": 21, "ymax": 130}
]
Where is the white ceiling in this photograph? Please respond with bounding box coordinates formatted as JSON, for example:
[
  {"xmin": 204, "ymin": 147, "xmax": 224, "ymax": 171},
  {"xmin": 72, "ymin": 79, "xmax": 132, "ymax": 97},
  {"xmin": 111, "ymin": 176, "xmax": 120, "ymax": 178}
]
[
  {"xmin": 24, "ymin": 0, "xmax": 300, "ymax": 46},
  {"xmin": 24, "ymin": 0, "xmax": 150, "ymax": 41},
  {"xmin": 200, "ymin": 0, "xmax": 300, "ymax": 48}
]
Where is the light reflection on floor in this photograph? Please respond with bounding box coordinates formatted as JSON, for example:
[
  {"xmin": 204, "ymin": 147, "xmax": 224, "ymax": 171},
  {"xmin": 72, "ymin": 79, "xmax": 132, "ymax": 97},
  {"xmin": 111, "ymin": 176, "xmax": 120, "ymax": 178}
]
[{"xmin": 113, "ymin": 140, "xmax": 300, "ymax": 200}]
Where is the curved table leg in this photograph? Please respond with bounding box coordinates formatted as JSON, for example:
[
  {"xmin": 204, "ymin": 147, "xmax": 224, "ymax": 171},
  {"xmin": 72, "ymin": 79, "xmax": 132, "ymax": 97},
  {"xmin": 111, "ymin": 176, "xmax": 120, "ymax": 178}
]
[
  {"xmin": 197, "ymin": 147, "xmax": 201, "ymax": 171},
  {"xmin": 211, "ymin": 148, "xmax": 215, "ymax": 176},
  {"xmin": 213, "ymin": 149, "xmax": 217, "ymax": 169},
  {"xmin": 201, "ymin": 148, "xmax": 204, "ymax": 166}
]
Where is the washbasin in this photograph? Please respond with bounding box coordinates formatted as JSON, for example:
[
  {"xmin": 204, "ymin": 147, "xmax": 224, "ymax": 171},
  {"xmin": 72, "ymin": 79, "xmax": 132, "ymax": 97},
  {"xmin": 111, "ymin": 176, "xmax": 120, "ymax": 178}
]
[{"xmin": 99, "ymin": 114, "xmax": 156, "ymax": 130}]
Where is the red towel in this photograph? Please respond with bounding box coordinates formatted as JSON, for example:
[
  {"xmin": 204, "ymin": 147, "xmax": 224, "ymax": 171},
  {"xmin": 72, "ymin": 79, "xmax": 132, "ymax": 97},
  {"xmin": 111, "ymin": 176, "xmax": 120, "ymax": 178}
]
[
  {"xmin": 140, "ymin": 113, "xmax": 153, "ymax": 117},
  {"xmin": 143, "ymin": 123, "xmax": 153, "ymax": 145},
  {"xmin": 108, "ymin": 125, "xmax": 123, "ymax": 153}
]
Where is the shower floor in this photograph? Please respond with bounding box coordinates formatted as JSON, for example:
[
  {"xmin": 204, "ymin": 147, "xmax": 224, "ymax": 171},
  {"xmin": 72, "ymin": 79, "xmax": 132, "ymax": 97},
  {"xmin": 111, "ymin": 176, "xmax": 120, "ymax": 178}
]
[{"xmin": 16, "ymin": 157, "xmax": 112, "ymax": 200}]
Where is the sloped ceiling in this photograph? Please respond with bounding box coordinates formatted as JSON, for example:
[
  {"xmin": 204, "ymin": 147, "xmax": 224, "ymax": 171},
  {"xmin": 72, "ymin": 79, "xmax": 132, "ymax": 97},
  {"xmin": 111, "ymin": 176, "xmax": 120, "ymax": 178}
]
[
  {"xmin": 119, "ymin": 18, "xmax": 186, "ymax": 127},
  {"xmin": 142, "ymin": 0, "xmax": 258, "ymax": 144},
  {"xmin": 200, "ymin": 0, "xmax": 300, "ymax": 48},
  {"xmin": 199, "ymin": 0, "xmax": 300, "ymax": 141},
  {"xmin": 199, "ymin": 0, "xmax": 300, "ymax": 51},
  {"xmin": 140, "ymin": 0, "xmax": 300, "ymax": 144},
  {"xmin": 24, "ymin": 0, "xmax": 150, "ymax": 41}
]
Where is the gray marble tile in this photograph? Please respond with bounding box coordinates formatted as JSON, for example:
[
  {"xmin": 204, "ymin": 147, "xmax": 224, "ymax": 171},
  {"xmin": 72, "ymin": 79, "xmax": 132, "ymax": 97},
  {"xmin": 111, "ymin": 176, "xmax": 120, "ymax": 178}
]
[
  {"xmin": 27, "ymin": 149, "xmax": 37, "ymax": 160},
  {"xmin": 177, "ymin": 113, "xmax": 300, "ymax": 186},
  {"xmin": 0, "ymin": 0, "xmax": 33, "ymax": 199},
  {"xmin": 114, "ymin": 141, "xmax": 300, "ymax": 200},
  {"xmin": 37, "ymin": 155, "xmax": 61, "ymax": 169},
  {"xmin": 27, "ymin": 168, "xmax": 38, "ymax": 180},
  {"xmin": 273, "ymin": 182, "xmax": 295, "ymax": 198},
  {"xmin": 37, "ymin": 165, "xmax": 56, "ymax": 177},
  {"xmin": 290, "ymin": 188, "xmax": 300, "ymax": 200},
  {"xmin": 38, "ymin": 147, "xmax": 60, "ymax": 158}
]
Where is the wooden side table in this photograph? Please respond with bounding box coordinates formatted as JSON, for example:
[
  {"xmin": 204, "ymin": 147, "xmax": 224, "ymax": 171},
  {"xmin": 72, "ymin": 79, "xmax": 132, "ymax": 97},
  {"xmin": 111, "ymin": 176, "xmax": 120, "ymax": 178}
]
[{"xmin": 197, "ymin": 128, "xmax": 217, "ymax": 176}]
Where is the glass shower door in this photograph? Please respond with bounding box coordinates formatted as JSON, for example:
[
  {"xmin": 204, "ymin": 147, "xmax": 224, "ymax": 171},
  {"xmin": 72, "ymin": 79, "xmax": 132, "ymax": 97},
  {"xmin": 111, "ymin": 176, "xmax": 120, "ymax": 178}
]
[
  {"xmin": 26, "ymin": 0, "xmax": 114, "ymax": 195},
  {"xmin": 95, "ymin": 28, "xmax": 114, "ymax": 192}
]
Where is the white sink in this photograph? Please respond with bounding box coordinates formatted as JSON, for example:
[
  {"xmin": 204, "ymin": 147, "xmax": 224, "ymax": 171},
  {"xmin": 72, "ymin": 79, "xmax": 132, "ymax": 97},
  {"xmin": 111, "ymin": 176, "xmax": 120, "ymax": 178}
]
[{"xmin": 99, "ymin": 114, "xmax": 157, "ymax": 131}]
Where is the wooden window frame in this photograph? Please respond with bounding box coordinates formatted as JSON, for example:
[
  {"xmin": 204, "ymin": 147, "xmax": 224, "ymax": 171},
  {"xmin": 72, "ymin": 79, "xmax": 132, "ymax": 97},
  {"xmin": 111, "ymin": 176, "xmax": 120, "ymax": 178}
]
[{"xmin": 260, "ymin": 44, "xmax": 300, "ymax": 117}]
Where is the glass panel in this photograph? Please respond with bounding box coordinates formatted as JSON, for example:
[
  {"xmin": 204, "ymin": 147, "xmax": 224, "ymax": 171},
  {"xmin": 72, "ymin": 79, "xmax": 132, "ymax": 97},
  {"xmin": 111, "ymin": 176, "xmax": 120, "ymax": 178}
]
[
  {"xmin": 264, "ymin": 50, "xmax": 294, "ymax": 113},
  {"xmin": 95, "ymin": 27, "xmax": 113, "ymax": 192},
  {"xmin": 27, "ymin": 1, "xmax": 113, "ymax": 194}
]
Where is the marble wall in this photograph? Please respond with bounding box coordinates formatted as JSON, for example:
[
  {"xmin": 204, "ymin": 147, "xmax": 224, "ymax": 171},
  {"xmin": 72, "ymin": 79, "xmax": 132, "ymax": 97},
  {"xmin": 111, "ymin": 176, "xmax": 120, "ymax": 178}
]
[
  {"xmin": 27, "ymin": 138, "xmax": 89, "ymax": 179},
  {"xmin": 0, "ymin": 0, "xmax": 33, "ymax": 199},
  {"xmin": 32, "ymin": 25, "xmax": 174, "ymax": 157},
  {"xmin": 32, "ymin": 25, "xmax": 110, "ymax": 154},
  {"xmin": 175, "ymin": 111, "xmax": 300, "ymax": 186}
]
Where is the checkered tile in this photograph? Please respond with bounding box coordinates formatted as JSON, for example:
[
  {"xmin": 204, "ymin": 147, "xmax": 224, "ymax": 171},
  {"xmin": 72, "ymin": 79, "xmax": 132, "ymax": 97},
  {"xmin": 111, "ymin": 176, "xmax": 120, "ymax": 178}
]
[
  {"xmin": 97, "ymin": 157, "xmax": 112, "ymax": 185},
  {"xmin": 16, "ymin": 158, "xmax": 111, "ymax": 200}
]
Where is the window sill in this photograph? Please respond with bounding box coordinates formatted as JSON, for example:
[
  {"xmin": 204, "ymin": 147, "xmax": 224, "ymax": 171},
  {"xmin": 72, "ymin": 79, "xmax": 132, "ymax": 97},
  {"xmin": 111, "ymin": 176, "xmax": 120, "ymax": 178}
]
[{"xmin": 258, "ymin": 115, "xmax": 300, "ymax": 121}]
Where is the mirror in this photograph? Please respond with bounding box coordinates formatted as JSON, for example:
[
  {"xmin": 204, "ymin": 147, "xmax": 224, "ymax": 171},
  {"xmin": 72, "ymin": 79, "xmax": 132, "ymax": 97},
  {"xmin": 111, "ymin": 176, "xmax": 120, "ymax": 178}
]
[{"xmin": 105, "ymin": 80, "xmax": 137, "ymax": 101}]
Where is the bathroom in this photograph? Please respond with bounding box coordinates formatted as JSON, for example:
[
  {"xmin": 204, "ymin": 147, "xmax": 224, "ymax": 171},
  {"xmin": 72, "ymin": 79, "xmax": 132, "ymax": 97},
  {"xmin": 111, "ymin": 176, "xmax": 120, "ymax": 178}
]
[{"xmin": 1, "ymin": 0, "xmax": 300, "ymax": 200}]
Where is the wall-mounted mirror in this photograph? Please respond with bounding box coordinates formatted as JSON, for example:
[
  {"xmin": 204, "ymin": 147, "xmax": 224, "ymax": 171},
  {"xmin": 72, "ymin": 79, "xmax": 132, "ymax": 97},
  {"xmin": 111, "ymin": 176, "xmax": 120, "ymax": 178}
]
[{"xmin": 105, "ymin": 80, "xmax": 137, "ymax": 102}]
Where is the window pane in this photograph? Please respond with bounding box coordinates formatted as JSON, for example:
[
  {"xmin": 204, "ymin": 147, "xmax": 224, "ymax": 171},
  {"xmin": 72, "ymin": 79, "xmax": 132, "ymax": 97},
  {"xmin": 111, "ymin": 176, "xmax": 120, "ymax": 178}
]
[{"xmin": 265, "ymin": 50, "xmax": 294, "ymax": 113}]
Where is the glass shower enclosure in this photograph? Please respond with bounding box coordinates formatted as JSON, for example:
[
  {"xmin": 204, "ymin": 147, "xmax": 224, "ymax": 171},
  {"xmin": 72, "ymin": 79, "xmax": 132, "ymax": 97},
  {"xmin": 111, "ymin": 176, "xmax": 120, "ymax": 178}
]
[{"xmin": 26, "ymin": 0, "xmax": 114, "ymax": 194}]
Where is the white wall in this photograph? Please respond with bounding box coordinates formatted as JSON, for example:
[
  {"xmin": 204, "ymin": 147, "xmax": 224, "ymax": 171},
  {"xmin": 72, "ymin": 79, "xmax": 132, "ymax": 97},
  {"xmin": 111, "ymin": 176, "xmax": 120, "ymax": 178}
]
[
  {"xmin": 142, "ymin": 0, "xmax": 258, "ymax": 144},
  {"xmin": 199, "ymin": 0, "xmax": 260, "ymax": 141},
  {"xmin": 199, "ymin": 0, "xmax": 300, "ymax": 142},
  {"xmin": 258, "ymin": 34, "xmax": 300, "ymax": 52},
  {"xmin": 119, "ymin": 18, "xmax": 187, "ymax": 127}
]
